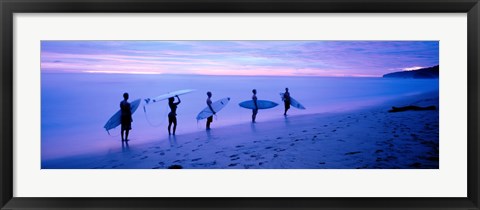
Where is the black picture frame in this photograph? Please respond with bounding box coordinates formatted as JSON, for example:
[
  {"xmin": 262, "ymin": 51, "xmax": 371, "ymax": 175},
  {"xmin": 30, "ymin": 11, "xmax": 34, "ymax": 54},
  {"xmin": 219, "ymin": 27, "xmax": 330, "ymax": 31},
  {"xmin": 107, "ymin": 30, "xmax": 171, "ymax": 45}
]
[{"xmin": 1, "ymin": 0, "xmax": 479, "ymax": 209}]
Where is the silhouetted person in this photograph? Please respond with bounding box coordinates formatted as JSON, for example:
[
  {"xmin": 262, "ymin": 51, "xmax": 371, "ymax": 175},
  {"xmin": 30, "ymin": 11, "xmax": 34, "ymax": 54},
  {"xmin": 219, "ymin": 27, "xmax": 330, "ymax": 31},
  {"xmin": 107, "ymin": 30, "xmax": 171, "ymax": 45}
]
[
  {"xmin": 120, "ymin": 92, "xmax": 132, "ymax": 141},
  {"xmin": 282, "ymin": 88, "xmax": 291, "ymax": 116},
  {"xmin": 252, "ymin": 89, "xmax": 258, "ymax": 123},
  {"xmin": 168, "ymin": 95, "xmax": 181, "ymax": 135},
  {"xmin": 206, "ymin": 91, "xmax": 216, "ymax": 130}
]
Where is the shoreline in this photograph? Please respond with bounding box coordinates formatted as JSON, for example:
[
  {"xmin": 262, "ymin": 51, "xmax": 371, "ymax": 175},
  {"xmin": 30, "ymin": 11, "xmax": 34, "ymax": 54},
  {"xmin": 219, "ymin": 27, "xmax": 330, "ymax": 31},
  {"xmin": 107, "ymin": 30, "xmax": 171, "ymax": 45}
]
[{"xmin": 42, "ymin": 91, "xmax": 439, "ymax": 169}]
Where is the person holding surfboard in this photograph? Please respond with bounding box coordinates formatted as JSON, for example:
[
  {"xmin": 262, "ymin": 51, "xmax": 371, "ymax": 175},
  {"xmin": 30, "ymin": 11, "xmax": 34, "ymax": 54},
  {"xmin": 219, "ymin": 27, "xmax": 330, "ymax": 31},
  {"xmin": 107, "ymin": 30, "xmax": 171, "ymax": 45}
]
[
  {"xmin": 206, "ymin": 91, "xmax": 216, "ymax": 130},
  {"xmin": 282, "ymin": 88, "xmax": 291, "ymax": 116},
  {"xmin": 252, "ymin": 89, "xmax": 258, "ymax": 123},
  {"xmin": 120, "ymin": 92, "xmax": 132, "ymax": 141},
  {"xmin": 168, "ymin": 95, "xmax": 181, "ymax": 135}
]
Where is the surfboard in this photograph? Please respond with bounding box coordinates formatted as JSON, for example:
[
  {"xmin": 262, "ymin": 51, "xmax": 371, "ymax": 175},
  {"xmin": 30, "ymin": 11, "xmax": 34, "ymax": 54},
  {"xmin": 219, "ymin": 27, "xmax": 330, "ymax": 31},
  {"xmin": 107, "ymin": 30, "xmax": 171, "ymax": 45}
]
[
  {"xmin": 104, "ymin": 99, "xmax": 142, "ymax": 131},
  {"xmin": 196, "ymin": 97, "xmax": 231, "ymax": 120},
  {"xmin": 144, "ymin": 89, "xmax": 195, "ymax": 105},
  {"xmin": 239, "ymin": 100, "xmax": 278, "ymax": 109},
  {"xmin": 280, "ymin": 93, "xmax": 306, "ymax": 110}
]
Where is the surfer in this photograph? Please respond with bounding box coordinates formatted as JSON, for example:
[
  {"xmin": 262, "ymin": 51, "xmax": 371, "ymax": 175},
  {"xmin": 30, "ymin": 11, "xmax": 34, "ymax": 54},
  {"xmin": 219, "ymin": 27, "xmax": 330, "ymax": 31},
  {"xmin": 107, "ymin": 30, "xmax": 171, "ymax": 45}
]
[
  {"xmin": 168, "ymin": 95, "xmax": 181, "ymax": 135},
  {"xmin": 282, "ymin": 88, "xmax": 291, "ymax": 116},
  {"xmin": 252, "ymin": 89, "xmax": 258, "ymax": 123},
  {"xmin": 206, "ymin": 91, "xmax": 216, "ymax": 130},
  {"xmin": 120, "ymin": 92, "xmax": 132, "ymax": 141}
]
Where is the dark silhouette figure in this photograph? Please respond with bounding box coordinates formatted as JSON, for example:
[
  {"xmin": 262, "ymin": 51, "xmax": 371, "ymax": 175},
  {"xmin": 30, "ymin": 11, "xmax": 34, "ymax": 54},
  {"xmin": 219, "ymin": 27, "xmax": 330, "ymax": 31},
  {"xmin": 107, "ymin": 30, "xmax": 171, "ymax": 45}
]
[
  {"xmin": 206, "ymin": 91, "xmax": 216, "ymax": 130},
  {"xmin": 252, "ymin": 89, "xmax": 258, "ymax": 123},
  {"xmin": 282, "ymin": 88, "xmax": 291, "ymax": 116},
  {"xmin": 168, "ymin": 95, "xmax": 181, "ymax": 135},
  {"xmin": 388, "ymin": 105, "xmax": 436, "ymax": 113},
  {"xmin": 120, "ymin": 92, "xmax": 132, "ymax": 141}
]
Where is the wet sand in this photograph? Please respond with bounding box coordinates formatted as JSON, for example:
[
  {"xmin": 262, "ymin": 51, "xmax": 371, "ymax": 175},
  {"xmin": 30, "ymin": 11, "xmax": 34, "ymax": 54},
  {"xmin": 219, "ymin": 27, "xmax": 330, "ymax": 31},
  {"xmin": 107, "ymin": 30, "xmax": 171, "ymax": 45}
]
[{"xmin": 43, "ymin": 91, "xmax": 439, "ymax": 169}]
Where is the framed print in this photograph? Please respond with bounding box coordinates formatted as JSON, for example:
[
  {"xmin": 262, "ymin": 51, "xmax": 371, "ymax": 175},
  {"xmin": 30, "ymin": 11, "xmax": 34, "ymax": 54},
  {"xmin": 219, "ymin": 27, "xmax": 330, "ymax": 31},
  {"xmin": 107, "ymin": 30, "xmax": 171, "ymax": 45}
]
[{"xmin": 1, "ymin": 0, "xmax": 479, "ymax": 209}]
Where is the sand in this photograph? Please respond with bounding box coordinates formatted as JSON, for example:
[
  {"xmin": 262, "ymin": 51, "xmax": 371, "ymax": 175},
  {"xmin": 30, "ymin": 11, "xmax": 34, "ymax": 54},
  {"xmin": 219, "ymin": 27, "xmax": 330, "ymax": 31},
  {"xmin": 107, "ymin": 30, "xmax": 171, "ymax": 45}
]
[{"xmin": 43, "ymin": 91, "xmax": 439, "ymax": 169}]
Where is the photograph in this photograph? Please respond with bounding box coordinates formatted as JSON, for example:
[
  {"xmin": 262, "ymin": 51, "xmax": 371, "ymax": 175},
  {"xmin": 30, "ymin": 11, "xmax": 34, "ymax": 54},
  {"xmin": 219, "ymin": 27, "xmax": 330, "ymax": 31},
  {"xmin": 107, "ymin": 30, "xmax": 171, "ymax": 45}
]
[{"xmin": 40, "ymin": 40, "xmax": 439, "ymax": 169}]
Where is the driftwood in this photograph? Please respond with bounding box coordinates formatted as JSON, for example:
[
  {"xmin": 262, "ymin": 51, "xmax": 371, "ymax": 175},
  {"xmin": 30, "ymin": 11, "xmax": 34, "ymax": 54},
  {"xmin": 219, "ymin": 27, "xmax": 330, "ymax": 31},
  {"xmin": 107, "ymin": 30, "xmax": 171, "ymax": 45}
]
[{"xmin": 388, "ymin": 105, "xmax": 436, "ymax": 113}]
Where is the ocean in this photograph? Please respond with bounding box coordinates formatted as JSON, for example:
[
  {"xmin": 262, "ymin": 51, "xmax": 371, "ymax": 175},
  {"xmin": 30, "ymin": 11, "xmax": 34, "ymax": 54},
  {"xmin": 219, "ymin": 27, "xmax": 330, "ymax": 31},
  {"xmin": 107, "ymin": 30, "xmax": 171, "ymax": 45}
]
[{"xmin": 41, "ymin": 73, "xmax": 439, "ymax": 161}]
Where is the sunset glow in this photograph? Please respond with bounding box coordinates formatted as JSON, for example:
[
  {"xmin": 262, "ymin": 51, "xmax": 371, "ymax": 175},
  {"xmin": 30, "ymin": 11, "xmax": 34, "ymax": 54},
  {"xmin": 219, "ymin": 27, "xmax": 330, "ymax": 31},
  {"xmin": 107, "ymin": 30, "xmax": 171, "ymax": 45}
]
[{"xmin": 41, "ymin": 41, "xmax": 439, "ymax": 77}]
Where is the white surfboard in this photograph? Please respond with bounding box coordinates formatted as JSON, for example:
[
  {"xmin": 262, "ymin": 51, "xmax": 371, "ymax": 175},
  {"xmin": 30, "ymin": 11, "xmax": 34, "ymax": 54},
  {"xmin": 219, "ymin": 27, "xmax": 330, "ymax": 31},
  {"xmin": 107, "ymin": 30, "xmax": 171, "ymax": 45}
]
[
  {"xmin": 280, "ymin": 93, "xmax": 306, "ymax": 109},
  {"xmin": 144, "ymin": 89, "xmax": 195, "ymax": 105},
  {"xmin": 104, "ymin": 99, "xmax": 141, "ymax": 131},
  {"xmin": 196, "ymin": 97, "xmax": 231, "ymax": 120},
  {"xmin": 239, "ymin": 100, "xmax": 278, "ymax": 109}
]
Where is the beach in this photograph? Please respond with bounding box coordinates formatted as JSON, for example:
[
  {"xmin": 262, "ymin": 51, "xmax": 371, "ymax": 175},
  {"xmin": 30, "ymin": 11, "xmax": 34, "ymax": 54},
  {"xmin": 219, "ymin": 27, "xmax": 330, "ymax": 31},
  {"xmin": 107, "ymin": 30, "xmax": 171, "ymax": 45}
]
[{"xmin": 42, "ymin": 91, "xmax": 439, "ymax": 169}]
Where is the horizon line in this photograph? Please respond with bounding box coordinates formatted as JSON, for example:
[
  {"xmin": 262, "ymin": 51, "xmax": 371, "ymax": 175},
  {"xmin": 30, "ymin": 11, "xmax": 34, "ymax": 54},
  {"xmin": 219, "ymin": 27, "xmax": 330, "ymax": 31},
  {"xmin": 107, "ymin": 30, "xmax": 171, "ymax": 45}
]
[{"xmin": 41, "ymin": 71, "xmax": 383, "ymax": 78}]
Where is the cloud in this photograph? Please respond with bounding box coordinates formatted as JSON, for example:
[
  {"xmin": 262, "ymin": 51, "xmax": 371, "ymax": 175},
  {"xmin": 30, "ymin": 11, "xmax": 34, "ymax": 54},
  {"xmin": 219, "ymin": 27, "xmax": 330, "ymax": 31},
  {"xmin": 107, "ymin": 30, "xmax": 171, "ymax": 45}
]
[
  {"xmin": 41, "ymin": 41, "xmax": 439, "ymax": 77},
  {"xmin": 402, "ymin": 66, "xmax": 426, "ymax": 71}
]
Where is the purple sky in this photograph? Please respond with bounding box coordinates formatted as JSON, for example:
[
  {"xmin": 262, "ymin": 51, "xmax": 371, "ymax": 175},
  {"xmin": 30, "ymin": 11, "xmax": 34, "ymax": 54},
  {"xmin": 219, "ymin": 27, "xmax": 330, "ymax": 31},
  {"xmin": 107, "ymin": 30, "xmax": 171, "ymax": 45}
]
[{"xmin": 41, "ymin": 41, "xmax": 439, "ymax": 77}]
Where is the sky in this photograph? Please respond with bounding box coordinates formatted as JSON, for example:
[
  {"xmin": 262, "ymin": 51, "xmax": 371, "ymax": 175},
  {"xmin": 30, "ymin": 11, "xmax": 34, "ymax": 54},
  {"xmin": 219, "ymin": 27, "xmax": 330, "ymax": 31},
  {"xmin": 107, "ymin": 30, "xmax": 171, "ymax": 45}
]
[{"xmin": 41, "ymin": 41, "xmax": 439, "ymax": 77}]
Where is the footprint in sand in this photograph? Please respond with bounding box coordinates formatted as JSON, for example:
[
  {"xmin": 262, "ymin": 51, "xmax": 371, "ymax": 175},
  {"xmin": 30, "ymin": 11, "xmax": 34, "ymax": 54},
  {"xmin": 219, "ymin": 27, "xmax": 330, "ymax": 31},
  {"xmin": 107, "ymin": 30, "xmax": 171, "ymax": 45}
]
[
  {"xmin": 236, "ymin": 145, "xmax": 244, "ymax": 148},
  {"xmin": 319, "ymin": 162, "xmax": 326, "ymax": 165},
  {"xmin": 244, "ymin": 164, "xmax": 255, "ymax": 169},
  {"xmin": 231, "ymin": 157, "xmax": 240, "ymax": 161},
  {"xmin": 215, "ymin": 151, "xmax": 224, "ymax": 154},
  {"xmin": 345, "ymin": 151, "xmax": 361, "ymax": 155},
  {"xmin": 273, "ymin": 154, "xmax": 278, "ymax": 158},
  {"xmin": 192, "ymin": 158, "xmax": 202, "ymax": 162},
  {"xmin": 160, "ymin": 152, "xmax": 165, "ymax": 156},
  {"xmin": 230, "ymin": 154, "xmax": 239, "ymax": 158},
  {"xmin": 276, "ymin": 137, "xmax": 282, "ymax": 139},
  {"xmin": 228, "ymin": 163, "xmax": 238, "ymax": 167},
  {"xmin": 140, "ymin": 156, "xmax": 148, "ymax": 160},
  {"xmin": 302, "ymin": 130, "xmax": 307, "ymax": 133},
  {"xmin": 290, "ymin": 143, "xmax": 295, "ymax": 146},
  {"xmin": 265, "ymin": 146, "xmax": 273, "ymax": 149},
  {"xmin": 111, "ymin": 164, "xmax": 124, "ymax": 168}
]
